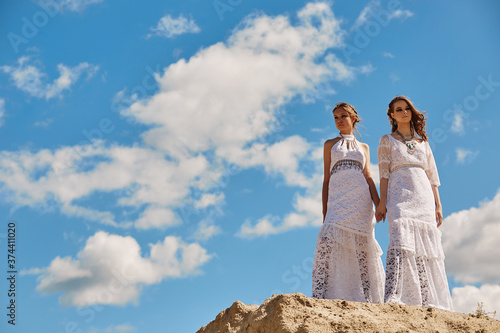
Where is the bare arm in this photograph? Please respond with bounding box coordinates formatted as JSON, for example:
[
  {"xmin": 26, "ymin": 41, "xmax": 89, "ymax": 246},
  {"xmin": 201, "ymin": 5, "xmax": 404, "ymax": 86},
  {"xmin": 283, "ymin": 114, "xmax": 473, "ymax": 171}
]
[
  {"xmin": 322, "ymin": 139, "xmax": 336, "ymax": 222},
  {"xmin": 432, "ymin": 185, "xmax": 443, "ymax": 227},
  {"xmin": 361, "ymin": 143, "xmax": 381, "ymax": 208},
  {"xmin": 376, "ymin": 178, "xmax": 388, "ymax": 222},
  {"xmin": 376, "ymin": 135, "xmax": 390, "ymax": 222}
]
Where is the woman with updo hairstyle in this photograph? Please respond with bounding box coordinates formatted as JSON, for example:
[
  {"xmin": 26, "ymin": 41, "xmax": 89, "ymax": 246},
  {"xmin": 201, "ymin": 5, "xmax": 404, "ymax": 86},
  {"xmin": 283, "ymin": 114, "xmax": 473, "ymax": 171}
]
[
  {"xmin": 312, "ymin": 102, "xmax": 385, "ymax": 303},
  {"xmin": 377, "ymin": 96, "xmax": 453, "ymax": 310}
]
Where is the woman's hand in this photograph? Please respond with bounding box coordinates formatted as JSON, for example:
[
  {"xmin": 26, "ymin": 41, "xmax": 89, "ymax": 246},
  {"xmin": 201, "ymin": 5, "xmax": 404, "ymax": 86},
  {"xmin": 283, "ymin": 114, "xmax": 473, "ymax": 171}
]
[
  {"xmin": 435, "ymin": 205, "xmax": 443, "ymax": 227},
  {"xmin": 375, "ymin": 203, "xmax": 386, "ymax": 223}
]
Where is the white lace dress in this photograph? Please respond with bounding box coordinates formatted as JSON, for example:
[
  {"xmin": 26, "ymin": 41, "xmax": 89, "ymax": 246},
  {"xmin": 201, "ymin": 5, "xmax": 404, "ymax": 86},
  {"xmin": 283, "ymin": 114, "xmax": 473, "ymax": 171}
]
[
  {"xmin": 378, "ymin": 134, "xmax": 453, "ymax": 311},
  {"xmin": 312, "ymin": 135, "xmax": 385, "ymax": 303}
]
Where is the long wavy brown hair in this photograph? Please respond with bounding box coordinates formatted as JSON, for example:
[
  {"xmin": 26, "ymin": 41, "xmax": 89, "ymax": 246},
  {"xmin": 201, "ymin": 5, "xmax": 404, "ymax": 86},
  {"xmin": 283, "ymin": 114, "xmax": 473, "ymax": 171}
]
[
  {"xmin": 387, "ymin": 96, "xmax": 428, "ymax": 141},
  {"xmin": 333, "ymin": 102, "xmax": 362, "ymax": 138}
]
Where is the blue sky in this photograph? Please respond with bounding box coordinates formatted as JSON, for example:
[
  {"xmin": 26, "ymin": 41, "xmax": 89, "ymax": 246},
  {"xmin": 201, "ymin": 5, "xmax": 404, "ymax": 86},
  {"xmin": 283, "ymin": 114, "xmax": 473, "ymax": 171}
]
[{"xmin": 0, "ymin": 0, "xmax": 500, "ymax": 332}]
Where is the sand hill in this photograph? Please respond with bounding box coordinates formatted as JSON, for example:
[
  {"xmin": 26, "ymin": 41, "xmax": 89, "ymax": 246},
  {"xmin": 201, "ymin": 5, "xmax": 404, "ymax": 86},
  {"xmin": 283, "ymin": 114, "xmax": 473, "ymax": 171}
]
[{"xmin": 197, "ymin": 293, "xmax": 500, "ymax": 333}]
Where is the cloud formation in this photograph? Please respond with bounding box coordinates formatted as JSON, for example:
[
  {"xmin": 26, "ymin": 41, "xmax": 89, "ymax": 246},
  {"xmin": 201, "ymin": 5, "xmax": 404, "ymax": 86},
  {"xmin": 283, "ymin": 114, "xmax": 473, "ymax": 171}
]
[
  {"xmin": 442, "ymin": 189, "xmax": 500, "ymax": 284},
  {"xmin": 455, "ymin": 148, "xmax": 479, "ymax": 164},
  {"xmin": 38, "ymin": 0, "xmax": 105, "ymax": 13},
  {"xmin": 149, "ymin": 14, "xmax": 201, "ymax": 38},
  {"xmin": 0, "ymin": 3, "xmax": 369, "ymax": 232},
  {"xmin": 30, "ymin": 231, "xmax": 211, "ymax": 306},
  {"xmin": 452, "ymin": 284, "xmax": 500, "ymax": 315},
  {"xmin": 351, "ymin": 0, "xmax": 414, "ymax": 31},
  {"xmin": 451, "ymin": 113, "xmax": 464, "ymax": 134},
  {"xmin": 0, "ymin": 56, "xmax": 99, "ymax": 100}
]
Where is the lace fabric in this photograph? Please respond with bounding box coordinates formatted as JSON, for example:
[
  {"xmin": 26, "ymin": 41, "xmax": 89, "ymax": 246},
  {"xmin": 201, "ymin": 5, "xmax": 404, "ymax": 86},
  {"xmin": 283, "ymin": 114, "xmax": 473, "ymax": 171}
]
[
  {"xmin": 312, "ymin": 226, "xmax": 385, "ymax": 302},
  {"xmin": 377, "ymin": 134, "xmax": 453, "ymax": 311},
  {"xmin": 377, "ymin": 134, "xmax": 440, "ymax": 186},
  {"xmin": 385, "ymin": 249, "xmax": 453, "ymax": 310},
  {"xmin": 312, "ymin": 136, "xmax": 385, "ymax": 303}
]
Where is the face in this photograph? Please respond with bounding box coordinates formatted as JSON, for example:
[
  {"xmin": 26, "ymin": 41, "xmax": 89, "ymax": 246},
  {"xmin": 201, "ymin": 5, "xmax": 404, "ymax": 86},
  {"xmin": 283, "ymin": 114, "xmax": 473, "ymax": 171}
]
[
  {"xmin": 333, "ymin": 108, "xmax": 354, "ymax": 133},
  {"xmin": 391, "ymin": 100, "xmax": 412, "ymax": 124}
]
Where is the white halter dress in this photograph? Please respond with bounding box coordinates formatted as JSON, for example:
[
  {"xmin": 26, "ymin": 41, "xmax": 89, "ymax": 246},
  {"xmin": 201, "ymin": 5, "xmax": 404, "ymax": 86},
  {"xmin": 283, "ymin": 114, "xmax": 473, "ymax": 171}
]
[{"xmin": 312, "ymin": 135, "xmax": 385, "ymax": 303}]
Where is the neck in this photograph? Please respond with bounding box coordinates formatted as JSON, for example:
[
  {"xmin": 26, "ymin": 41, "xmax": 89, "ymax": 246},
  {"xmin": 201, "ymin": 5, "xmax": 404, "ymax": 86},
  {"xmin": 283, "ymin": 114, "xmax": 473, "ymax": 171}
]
[
  {"xmin": 340, "ymin": 130, "xmax": 354, "ymax": 136},
  {"xmin": 396, "ymin": 122, "xmax": 412, "ymax": 137}
]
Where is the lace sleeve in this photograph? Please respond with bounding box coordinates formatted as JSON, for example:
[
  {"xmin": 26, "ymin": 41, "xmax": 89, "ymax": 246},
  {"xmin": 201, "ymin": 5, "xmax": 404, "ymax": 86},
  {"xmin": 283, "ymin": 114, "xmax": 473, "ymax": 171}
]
[
  {"xmin": 424, "ymin": 141, "xmax": 440, "ymax": 186},
  {"xmin": 377, "ymin": 135, "xmax": 391, "ymax": 180}
]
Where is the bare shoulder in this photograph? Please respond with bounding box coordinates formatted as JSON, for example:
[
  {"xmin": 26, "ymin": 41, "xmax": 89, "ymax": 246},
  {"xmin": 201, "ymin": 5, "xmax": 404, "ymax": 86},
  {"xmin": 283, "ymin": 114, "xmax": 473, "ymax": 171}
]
[
  {"xmin": 324, "ymin": 137, "xmax": 340, "ymax": 148},
  {"xmin": 358, "ymin": 141, "xmax": 370, "ymax": 151}
]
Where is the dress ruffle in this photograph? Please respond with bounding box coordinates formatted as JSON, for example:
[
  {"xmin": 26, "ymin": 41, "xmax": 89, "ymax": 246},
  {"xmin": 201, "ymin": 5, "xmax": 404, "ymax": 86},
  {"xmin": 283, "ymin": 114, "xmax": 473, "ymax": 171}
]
[
  {"xmin": 387, "ymin": 218, "xmax": 445, "ymax": 260},
  {"xmin": 313, "ymin": 224, "xmax": 385, "ymax": 302},
  {"xmin": 318, "ymin": 223, "xmax": 383, "ymax": 256},
  {"xmin": 384, "ymin": 248, "xmax": 453, "ymax": 310}
]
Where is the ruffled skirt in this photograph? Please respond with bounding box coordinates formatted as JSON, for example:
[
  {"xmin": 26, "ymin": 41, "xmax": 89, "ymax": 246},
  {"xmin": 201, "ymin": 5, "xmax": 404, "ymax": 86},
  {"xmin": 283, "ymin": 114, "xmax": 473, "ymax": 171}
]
[
  {"xmin": 312, "ymin": 224, "xmax": 385, "ymax": 302},
  {"xmin": 312, "ymin": 169, "xmax": 385, "ymax": 302},
  {"xmin": 385, "ymin": 167, "xmax": 453, "ymax": 311}
]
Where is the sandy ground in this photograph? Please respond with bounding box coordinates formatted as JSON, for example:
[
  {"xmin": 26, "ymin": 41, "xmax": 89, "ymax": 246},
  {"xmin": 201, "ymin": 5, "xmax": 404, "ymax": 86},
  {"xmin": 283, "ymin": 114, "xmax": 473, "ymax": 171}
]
[{"xmin": 197, "ymin": 293, "xmax": 500, "ymax": 333}]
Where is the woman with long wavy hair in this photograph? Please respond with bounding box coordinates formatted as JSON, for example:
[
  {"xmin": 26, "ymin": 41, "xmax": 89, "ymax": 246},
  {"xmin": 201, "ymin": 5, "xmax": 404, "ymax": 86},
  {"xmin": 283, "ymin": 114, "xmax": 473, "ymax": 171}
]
[{"xmin": 376, "ymin": 96, "xmax": 453, "ymax": 310}]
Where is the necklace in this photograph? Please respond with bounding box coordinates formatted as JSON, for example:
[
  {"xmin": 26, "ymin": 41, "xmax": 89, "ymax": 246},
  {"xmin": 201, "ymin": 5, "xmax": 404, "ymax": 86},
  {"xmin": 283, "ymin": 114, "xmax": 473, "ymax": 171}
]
[{"xmin": 395, "ymin": 130, "xmax": 417, "ymax": 154}]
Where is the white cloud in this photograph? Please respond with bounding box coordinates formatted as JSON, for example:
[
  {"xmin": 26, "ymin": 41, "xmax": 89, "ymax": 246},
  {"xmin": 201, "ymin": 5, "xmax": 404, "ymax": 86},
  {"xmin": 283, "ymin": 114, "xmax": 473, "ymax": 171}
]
[
  {"xmin": 31, "ymin": 231, "xmax": 211, "ymax": 306},
  {"xmin": 0, "ymin": 56, "xmax": 99, "ymax": 100},
  {"xmin": 382, "ymin": 51, "xmax": 394, "ymax": 58},
  {"xmin": 149, "ymin": 14, "xmax": 201, "ymax": 38},
  {"xmin": 452, "ymin": 284, "xmax": 500, "ymax": 315},
  {"xmin": 442, "ymin": 189, "xmax": 500, "ymax": 284},
  {"xmin": 352, "ymin": 0, "xmax": 381, "ymax": 30},
  {"xmin": 134, "ymin": 206, "xmax": 181, "ymax": 229},
  {"xmin": 0, "ymin": 144, "xmax": 212, "ymax": 228},
  {"xmin": 193, "ymin": 220, "xmax": 221, "ymax": 241},
  {"xmin": 195, "ymin": 193, "xmax": 225, "ymax": 209},
  {"xmin": 123, "ymin": 3, "xmax": 356, "ymax": 158},
  {"xmin": 455, "ymin": 148, "xmax": 479, "ymax": 164},
  {"xmin": 451, "ymin": 113, "xmax": 464, "ymax": 134},
  {"xmin": 237, "ymin": 145, "xmax": 324, "ymax": 238},
  {"xmin": 389, "ymin": 9, "xmax": 414, "ymax": 20},
  {"xmin": 37, "ymin": 0, "xmax": 105, "ymax": 12},
  {"xmin": 0, "ymin": 98, "xmax": 5, "ymax": 126},
  {"xmin": 351, "ymin": 0, "xmax": 414, "ymax": 30},
  {"xmin": 0, "ymin": 3, "xmax": 370, "ymax": 232},
  {"xmin": 219, "ymin": 136, "xmax": 313, "ymax": 188}
]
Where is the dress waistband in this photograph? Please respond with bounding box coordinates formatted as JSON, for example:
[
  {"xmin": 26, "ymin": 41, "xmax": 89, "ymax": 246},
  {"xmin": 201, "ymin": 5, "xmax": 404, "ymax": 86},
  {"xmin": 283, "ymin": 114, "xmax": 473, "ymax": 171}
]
[
  {"xmin": 390, "ymin": 163, "xmax": 424, "ymax": 173},
  {"xmin": 330, "ymin": 159, "xmax": 363, "ymax": 175}
]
